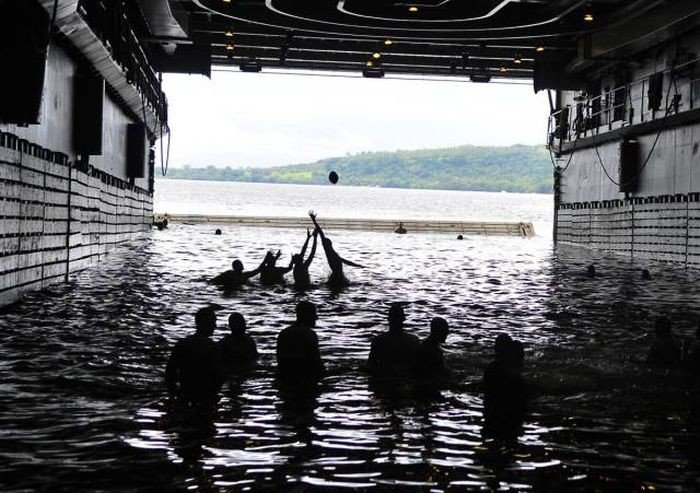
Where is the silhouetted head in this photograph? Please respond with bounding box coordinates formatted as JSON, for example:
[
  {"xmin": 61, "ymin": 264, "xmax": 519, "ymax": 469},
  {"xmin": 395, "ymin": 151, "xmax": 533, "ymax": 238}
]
[
  {"xmin": 388, "ymin": 303, "xmax": 406, "ymax": 332},
  {"xmin": 641, "ymin": 269, "xmax": 651, "ymax": 280},
  {"xmin": 494, "ymin": 333, "xmax": 513, "ymax": 361},
  {"xmin": 215, "ymin": 228, "xmax": 222, "ymax": 235},
  {"xmin": 655, "ymin": 316, "xmax": 672, "ymax": 338},
  {"xmin": 291, "ymin": 253, "xmax": 302, "ymax": 265},
  {"xmin": 430, "ymin": 317, "xmax": 449, "ymax": 343},
  {"xmin": 232, "ymin": 259, "xmax": 244, "ymax": 273},
  {"xmin": 195, "ymin": 307, "xmax": 217, "ymax": 337},
  {"xmin": 228, "ymin": 312, "xmax": 246, "ymax": 336},
  {"xmin": 586, "ymin": 264, "xmax": 596, "ymax": 278},
  {"xmin": 457, "ymin": 234, "xmax": 463, "ymax": 240},
  {"xmin": 296, "ymin": 301, "xmax": 317, "ymax": 327}
]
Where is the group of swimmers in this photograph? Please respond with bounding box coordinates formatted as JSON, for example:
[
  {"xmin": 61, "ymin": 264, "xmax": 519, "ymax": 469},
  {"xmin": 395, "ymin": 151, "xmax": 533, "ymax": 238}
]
[
  {"xmin": 165, "ymin": 299, "xmax": 530, "ymax": 441},
  {"xmin": 210, "ymin": 211, "xmax": 364, "ymax": 290}
]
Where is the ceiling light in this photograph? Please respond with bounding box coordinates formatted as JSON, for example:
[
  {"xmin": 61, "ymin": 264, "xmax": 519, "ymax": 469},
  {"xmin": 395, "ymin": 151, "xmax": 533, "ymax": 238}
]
[
  {"xmin": 584, "ymin": 13, "xmax": 594, "ymax": 22},
  {"xmin": 225, "ymin": 30, "xmax": 234, "ymax": 37},
  {"xmin": 384, "ymin": 39, "xmax": 393, "ymax": 46},
  {"xmin": 408, "ymin": 6, "xmax": 418, "ymax": 12},
  {"xmin": 500, "ymin": 66, "xmax": 508, "ymax": 73},
  {"xmin": 536, "ymin": 46, "xmax": 545, "ymax": 52},
  {"xmin": 372, "ymin": 52, "xmax": 381, "ymax": 59},
  {"xmin": 514, "ymin": 54, "xmax": 522, "ymax": 64},
  {"xmin": 366, "ymin": 60, "xmax": 374, "ymax": 67},
  {"xmin": 226, "ymin": 44, "xmax": 235, "ymax": 51},
  {"xmin": 222, "ymin": 0, "xmax": 231, "ymax": 3}
]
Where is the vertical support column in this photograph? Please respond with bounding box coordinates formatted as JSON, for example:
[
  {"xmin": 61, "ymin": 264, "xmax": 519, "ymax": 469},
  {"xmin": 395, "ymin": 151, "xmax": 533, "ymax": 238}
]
[
  {"xmin": 553, "ymin": 167, "xmax": 561, "ymax": 244},
  {"xmin": 631, "ymin": 200, "xmax": 635, "ymax": 260},
  {"xmin": 686, "ymin": 197, "xmax": 690, "ymax": 267},
  {"xmin": 65, "ymin": 160, "xmax": 75, "ymax": 282}
]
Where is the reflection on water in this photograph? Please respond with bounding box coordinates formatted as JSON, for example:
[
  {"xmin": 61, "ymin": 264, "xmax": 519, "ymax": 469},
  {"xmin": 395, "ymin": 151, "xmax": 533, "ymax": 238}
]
[{"xmin": 2, "ymin": 223, "xmax": 700, "ymax": 491}]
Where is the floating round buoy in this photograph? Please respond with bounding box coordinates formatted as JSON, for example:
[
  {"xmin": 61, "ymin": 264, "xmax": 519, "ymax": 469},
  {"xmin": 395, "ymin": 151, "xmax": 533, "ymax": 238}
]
[{"xmin": 328, "ymin": 171, "xmax": 339, "ymax": 184}]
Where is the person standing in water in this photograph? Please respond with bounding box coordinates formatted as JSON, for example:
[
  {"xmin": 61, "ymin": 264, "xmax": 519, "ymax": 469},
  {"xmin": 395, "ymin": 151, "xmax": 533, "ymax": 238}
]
[
  {"xmin": 368, "ymin": 303, "xmax": 421, "ymax": 378},
  {"xmin": 308, "ymin": 210, "xmax": 364, "ymax": 287},
  {"xmin": 276, "ymin": 301, "xmax": 325, "ymax": 383},
  {"xmin": 291, "ymin": 228, "xmax": 318, "ymax": 290},
  {"xmin": 165, "ymin": 307, "xmax": 224, "ymax": 408},
  {"xmin": 217, "ymin": 312, "xmax": 258, "ymax": 371}
]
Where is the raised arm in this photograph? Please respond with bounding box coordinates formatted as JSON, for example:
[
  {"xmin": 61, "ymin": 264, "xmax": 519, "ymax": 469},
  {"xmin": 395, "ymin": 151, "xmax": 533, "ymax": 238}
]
[
  {"xmin": 304, "ymin": 230, "xmax": 318, "ymax": 269},
  {"xmin": 280, "ymin": 256, "xmax": 294, "ymax": 274},
  {"xmin": 299, "ymin": 229, "xmax": 312, "ymax": 259},
  {"xmin": 309, "ymin": 211, "xmax": 326, "ymax": 241},
  {"xmin": 243, "ymin": 255, "xmax": 267, "ymax": 279}
]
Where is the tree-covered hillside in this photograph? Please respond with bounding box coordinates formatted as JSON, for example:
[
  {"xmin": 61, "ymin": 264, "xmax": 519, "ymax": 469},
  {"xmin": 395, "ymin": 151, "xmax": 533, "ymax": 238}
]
[{"xmin": 164, "ymin": 144, "xmax": 553, "ymax": 193}]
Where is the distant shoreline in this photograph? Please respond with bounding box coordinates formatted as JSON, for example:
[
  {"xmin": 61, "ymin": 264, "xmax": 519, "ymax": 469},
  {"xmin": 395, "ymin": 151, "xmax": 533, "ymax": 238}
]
[{"xmin": 158, "ymin": 144, "xmax": 553, "ymax": 194}]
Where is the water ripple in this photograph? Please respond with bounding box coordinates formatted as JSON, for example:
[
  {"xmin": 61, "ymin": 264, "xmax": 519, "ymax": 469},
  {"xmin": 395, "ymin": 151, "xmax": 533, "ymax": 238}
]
[{"xmin": 2, "ymin": 224, "xmax": 700, "ymax": 491}]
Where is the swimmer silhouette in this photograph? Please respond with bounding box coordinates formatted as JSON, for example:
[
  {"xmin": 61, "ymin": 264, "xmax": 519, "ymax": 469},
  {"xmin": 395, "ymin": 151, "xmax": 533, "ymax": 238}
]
[
  {"xmin": 215, "ymin": 228, "xmax": 222, "ymax": 235},
  {"xmin": 165, "ymin": 307, "xmax": 224, "ymax": 408},
  {"xmin": 394, "ymin": 222, "xmax": 407, "ymax": 234},
  {"xmin": 217, "ymin": 312, "xmax": 258, "ymax": 370},
  {"xmin": 260, "ymin": 249, "xmax": 293, "ymax": 285},
  {"xmin": 647, "ymin": 316, "xmax": 681, "ymax": 368},
  {"xmin": 482, "ymin": 334, "xmax": 527, "ymax": 442},
  {"xmin": 368, "ymin": 303, "xmax": 420, "ymax": 378},
  {"xmin": 276, "ymin": 301, "xmax": 325, "ymax": 382},
  {"xmin": 414, "ymin": 317, "xmax": 450, "ymax": 378},
  {"xmin": 210, "ymin": 257, "xmax": 265, "ymax": 289},
  {"xmin": 586, "ymin": 264, "xmax": 596, "ymax": 278},
  {"xmin": 641, "ymin": 269, "xmax": 652, "ymax": 280},
  {"xmin": 309, "ymin": 210, "xmax": 364, "ymax": 287},
  {"xmin": 291, "ymin": 229, "xmax": 318, "ymax": 290}
]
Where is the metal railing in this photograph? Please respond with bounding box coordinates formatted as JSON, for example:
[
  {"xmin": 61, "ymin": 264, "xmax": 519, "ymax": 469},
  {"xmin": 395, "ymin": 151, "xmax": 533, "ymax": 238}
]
[
  {"xmin": 76, "ymin": 0, "xmax": 168, "ymax": 128},
  {"xmin": 548, "ymin": 56, "xmax": 700, "ymax": 152}
]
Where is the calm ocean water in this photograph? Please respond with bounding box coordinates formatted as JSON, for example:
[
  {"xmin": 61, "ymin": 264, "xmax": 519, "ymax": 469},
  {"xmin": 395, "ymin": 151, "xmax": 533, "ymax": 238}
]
[
  {"xmin": 2, "ymin": 180, "xmax": 700, "ymax": 491},
  {"xmin": 154, "ymin": 179, "xmax": 554, "ymax": 235}
]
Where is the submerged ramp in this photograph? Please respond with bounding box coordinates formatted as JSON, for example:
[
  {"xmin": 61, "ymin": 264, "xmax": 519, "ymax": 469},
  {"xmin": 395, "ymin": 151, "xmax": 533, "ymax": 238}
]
[{"xmin": 160, "ymin": 214, "xmax": 535, "ymax": 237}]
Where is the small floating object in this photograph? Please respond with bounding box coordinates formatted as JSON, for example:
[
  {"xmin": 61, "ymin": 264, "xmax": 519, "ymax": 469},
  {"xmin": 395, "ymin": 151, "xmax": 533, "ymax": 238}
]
[
  {"xmin": 215, "ymin": 228, "xmax": 222, "ymax": 235},
  {"xmin": 328, "ymin": 170, "xmax": 339, "ymax": 184}
]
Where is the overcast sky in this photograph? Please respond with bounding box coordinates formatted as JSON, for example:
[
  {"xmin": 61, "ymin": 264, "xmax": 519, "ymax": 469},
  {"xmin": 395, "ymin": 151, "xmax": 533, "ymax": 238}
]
[{"xmin": 162, "ymin": 70, "xmax": 550, "ymax": 169}]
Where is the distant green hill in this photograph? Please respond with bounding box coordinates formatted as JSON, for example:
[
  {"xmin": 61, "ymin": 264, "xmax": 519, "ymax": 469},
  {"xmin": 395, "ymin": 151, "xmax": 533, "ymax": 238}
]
[{"xmin": 164, "ymin": 144, "xmax": 553, "ymax": 193}]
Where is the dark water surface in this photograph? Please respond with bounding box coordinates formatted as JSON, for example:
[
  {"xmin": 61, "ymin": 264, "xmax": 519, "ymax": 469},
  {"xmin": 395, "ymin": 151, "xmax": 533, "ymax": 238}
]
[{"xmin": 2, "ymin": 224, "xmax": 700, "ymax": 492}]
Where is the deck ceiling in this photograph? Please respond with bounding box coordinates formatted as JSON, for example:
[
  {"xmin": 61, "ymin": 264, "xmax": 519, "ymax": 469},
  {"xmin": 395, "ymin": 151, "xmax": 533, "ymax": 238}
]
[{"xmin": 152, "ymin": 0, "xmax": 691, "ymax": 80}]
